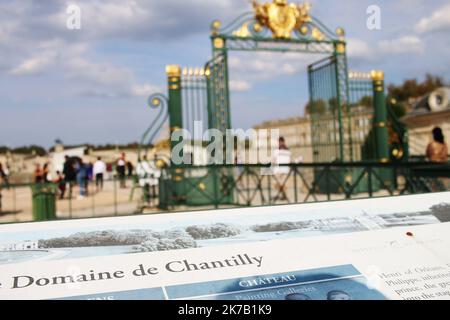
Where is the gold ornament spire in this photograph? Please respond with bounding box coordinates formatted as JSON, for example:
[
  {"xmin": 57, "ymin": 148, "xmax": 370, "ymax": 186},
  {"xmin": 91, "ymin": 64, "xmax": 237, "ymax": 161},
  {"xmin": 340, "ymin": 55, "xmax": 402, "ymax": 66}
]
[{"xmin": 252, "ymin": 0, "xmax": 312, "ymax": 39}]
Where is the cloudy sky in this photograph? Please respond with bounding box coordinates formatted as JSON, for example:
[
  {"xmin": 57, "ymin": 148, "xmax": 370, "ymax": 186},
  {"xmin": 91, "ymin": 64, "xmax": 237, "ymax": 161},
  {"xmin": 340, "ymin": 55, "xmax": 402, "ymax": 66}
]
[{"xmin": 1, "ymin": 0, "xmax": 449, "ymax": 148}]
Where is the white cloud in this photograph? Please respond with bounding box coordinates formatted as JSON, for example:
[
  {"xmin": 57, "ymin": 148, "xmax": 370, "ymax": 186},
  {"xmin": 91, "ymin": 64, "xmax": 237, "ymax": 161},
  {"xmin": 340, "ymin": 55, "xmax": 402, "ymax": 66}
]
[
  {"xmin": 226, "ymin": 51, "xmax": 336, "ymax": 93},
  {"xmin": 347, "ymin": 34, "xmax": 428, "ymax": 63},
  {"xmin": 0, "ymin": 1, "xmax": 194, "ymax": 99},
  {"xmin": 65, "ymin": 57, "xmax": 133, "ymax": 86},
  {"xmin": 9, "ymin": 51, "xmax": 56, "ymax": 76},
  {"xmin": 416, "ymin": 4, "xmax": 450, "ymax": 33},
  {"xmin": 7, "ymin": 39, "xmax": 71, "ymax": 76},
  {"xmin": 229, "ymin": 52, "xmax": 318, "ymax": 83},
  {"xmin": 66, "ymin": 56, "xmax": 161, "ymax": 98},
  {"xmin": 229, "ymin": 80, "xmax": 251, "ymax": 92},
  {"xmin": 43, "ymin": 0, "xmax": 239, "ymax": 41},
  {"xmin": 347, "ymin": 38, "xmax": 372, "ymax": 59},
  {"xmin": 62, "ymin": 1, "xmax": 149, "ymax": 38},
  {"xmin": 7, "ymin": 37, "xmax": 160, "ymax": 98},
  {"xmin": 378, "ymin": 36, "xmax": 424, "ymax": 54},
  {"xmin": 131, "ymin": 83, "xmax": 161, "ymax": 97}
]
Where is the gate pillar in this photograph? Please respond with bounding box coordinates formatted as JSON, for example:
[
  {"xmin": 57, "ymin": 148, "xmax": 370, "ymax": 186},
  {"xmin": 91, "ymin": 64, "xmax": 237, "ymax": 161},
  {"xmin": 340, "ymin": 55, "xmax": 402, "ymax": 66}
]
[
  {"xmin": 371, "ymin": 70, "xmax": 389, "ymax": 163},
  {"xmin": 166, "ymin": 65, "xmax": 183, "ymax": 163},
  {"xmin": 166, "ymin": 65, "xmax": 185, "ymax": 202}
]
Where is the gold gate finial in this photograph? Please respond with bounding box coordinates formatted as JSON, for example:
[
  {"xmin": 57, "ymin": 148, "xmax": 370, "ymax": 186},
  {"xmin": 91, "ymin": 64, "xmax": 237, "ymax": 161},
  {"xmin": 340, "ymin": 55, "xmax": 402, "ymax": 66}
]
[{"xmin": 252, "ymin": 0, "xmax": 312, "ymax": 39}]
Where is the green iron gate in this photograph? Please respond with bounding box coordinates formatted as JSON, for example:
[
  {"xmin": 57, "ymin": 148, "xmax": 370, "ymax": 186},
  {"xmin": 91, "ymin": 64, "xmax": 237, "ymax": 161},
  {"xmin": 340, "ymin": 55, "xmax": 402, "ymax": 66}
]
[
  {"xmin": 308, "ymin": 56, "xmax": 346, "ymax": 163},
  {"xmin": 205, "ymin": 53, "xmax": 232, "ymax": 132},
  {"xmin": 308, "ymin": 56, "xmax": 360, "ymax": 193},
  {"xmin": 148, "ymin": 1, "xmax": 396, "ymax": 166},
  {"xmin": 148, "ymin": 0, "xmax": 403, "ymax": 207},
  {"xmin": 156, "ymin": 61, "xmax": 235, "ymax": 207},
  {"xmin": 308, "ymin": 65, "xmax": 407, "ymax": 193},
  {"xmin": 309, "ymin": 65, "xmax": 397, "ymax": 163},
  {"xmin": 181, "ymin": 67, "xmax": 209, "ymax": 137}
]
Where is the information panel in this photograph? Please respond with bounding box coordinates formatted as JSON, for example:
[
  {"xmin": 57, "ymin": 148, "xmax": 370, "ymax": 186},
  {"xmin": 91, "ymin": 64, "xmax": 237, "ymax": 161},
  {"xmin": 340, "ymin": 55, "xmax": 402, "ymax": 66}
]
[{"xmin": 1, "ymin": 193, "xmax": 449, "ymax": 300}]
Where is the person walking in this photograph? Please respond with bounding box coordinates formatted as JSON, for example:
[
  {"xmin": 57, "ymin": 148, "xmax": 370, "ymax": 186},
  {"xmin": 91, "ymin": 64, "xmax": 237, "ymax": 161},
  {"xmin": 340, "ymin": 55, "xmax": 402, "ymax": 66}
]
[
  {"xmin": 426, "ymin": 127, "xmax": 448, "ymax": 163},
  {"xmin": 75, "ymin": 159, "xmax": 88, "ymax": 198},
  {"xmin": 54, "ymin": 171, "xmax": 66, "ymax": 200},
  {"xmin": 117, "ymin": 153, "xmax": 127, "ymax": 188},
  {"xmin": 42, "ymin": 162, "xmax": 50, "ymax": 183},
  {"xmin": 87, "ymin": 162, "xmax": 94, "ymax": 182},
  {"xmin": 126, "ymin": 161, "xmax": 134, "ymax": 177},
  {"xmin": 272, "ymin": 137, "xmax": 292, "ymax": 201},
  {"xmin": 93, "ymin": 157, "xmax": 106, "ymax": 192},
  {"xmin": 63, "ymin": 156, "xmax": 76, "ymax": 198},
  {"xmin": 86, "ymin": 162, "xmax": 93, "ymax": 196}
]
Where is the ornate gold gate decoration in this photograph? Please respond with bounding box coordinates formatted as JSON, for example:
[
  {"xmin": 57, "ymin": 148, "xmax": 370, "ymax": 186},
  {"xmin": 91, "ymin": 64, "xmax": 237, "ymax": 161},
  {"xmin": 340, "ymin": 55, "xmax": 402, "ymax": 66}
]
[{"xmin": 253, "ymin": 0, "xmax": 312, "ymax": 39}]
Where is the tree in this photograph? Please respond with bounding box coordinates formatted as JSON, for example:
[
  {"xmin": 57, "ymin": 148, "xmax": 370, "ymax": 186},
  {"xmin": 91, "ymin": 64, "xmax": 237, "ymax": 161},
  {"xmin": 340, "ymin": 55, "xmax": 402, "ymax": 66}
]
[
  {"xmin": 13, "ymin": 145, "xmax": 47, "ymax": 156},
  {"xmin": 305, "ymin": 99, "xmax": 327, "ymax": 115},
  {"xmin": 387, "ymin": 74, "xmax": 447, "ymax": 103},
  {"xmin": 390, "ymin": 102, "xmax": 407, "ymax": 118},
  {"xmin": 0, "ymin": 146, "xmax": 10, "ymax": 154},
  {"xmin": 386, "ymin": 74, "xmax": 447, "ymax": 118},
  {"xmin": 359, "ymin": 96, "xmax": 373, "ymax": 109},
  {"xmin": 328, "ymin": 97, "xmax": 340, "ymax": 113}
]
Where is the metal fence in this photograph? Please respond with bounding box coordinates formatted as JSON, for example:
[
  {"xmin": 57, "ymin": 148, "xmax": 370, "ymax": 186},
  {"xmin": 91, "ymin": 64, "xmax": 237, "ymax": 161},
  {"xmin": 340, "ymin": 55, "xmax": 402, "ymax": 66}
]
[
  {"xmin": 347, "ymin": 73, "xmax": 376, "ymax": 161},
  {"xmin": 1, "ymin": 162, "xmax": 448, "ymax": 224},
  {"xmin": 158, "ymin": 162, "xmax": 450, "ymax": 210},
  {"xmin": 0, "ymin": 176, "xmax": 157, "ymax": 224}
]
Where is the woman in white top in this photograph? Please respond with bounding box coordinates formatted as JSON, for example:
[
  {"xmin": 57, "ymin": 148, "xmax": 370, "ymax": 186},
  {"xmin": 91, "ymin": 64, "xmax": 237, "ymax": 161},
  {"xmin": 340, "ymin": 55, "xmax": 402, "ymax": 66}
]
[
  {"xmin": 272, "ymin": 137, "xmax": 291, "ymax": 201},
  {"xmin": 93, "ymin": 157, "xmax": 106, "ymax": 192}
]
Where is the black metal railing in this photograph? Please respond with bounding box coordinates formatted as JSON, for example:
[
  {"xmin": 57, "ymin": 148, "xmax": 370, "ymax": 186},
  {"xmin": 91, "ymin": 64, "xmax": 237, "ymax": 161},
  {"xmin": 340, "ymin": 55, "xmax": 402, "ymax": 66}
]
[
  {"xmin": 0, "ymin": 176, "xmax": 156, "ymax": 224},
  {"xmin": 158, "ymin": 162, "xmax": 450, "ymax": 210},
  {"xmin": 1, "ymin": 162, "xmax": 448, "ymax": 223}
]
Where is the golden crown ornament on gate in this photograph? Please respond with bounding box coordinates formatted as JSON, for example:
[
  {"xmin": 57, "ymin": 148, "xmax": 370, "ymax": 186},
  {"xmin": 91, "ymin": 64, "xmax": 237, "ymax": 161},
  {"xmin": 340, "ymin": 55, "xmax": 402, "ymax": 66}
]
[{"xmin": 253, "ymin": 0, "xmax": 312, "ymax": 39}]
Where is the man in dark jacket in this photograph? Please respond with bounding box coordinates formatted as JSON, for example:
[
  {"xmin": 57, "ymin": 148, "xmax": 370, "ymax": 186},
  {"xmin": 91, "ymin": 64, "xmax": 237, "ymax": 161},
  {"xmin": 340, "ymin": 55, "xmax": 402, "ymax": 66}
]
[{"xmin": 63, "ymin": 156, "xmax": 76, "ymax": 198}]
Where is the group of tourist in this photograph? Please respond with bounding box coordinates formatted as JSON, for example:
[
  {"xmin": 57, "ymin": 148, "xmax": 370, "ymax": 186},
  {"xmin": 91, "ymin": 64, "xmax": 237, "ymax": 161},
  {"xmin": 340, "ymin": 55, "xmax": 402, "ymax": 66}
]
[
  {"xmin": 25, "ymin": 127, "xmax": 448, "ymax": 202},
  {"xmin": 29, "ymin": 153, "xmax": 135, "ymax": 200},
  {"xmin": 0, "ymin": 128, "xmax": 448, "ymax": 212},
  {"xmin": 58, "ymin": 154, "xmax": 134, "ymax": 199}
]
